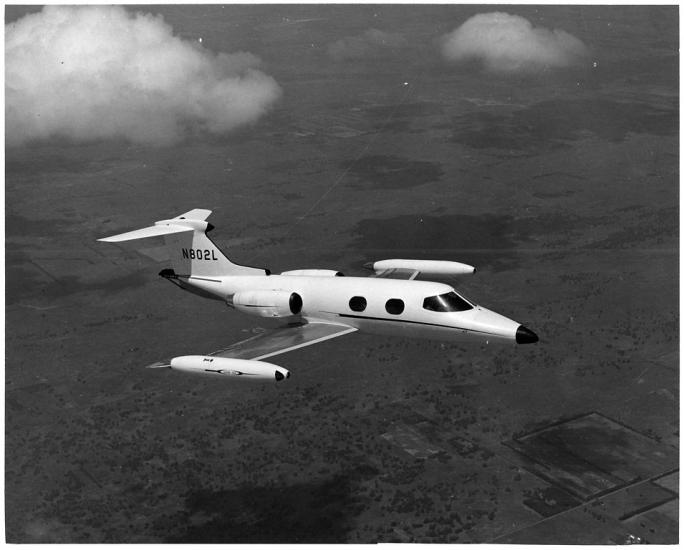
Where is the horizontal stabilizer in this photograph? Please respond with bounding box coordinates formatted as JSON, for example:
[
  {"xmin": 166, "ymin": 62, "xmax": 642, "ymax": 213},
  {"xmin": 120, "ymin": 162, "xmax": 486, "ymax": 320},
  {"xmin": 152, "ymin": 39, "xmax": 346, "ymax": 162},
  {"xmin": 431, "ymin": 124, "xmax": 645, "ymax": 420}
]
[{"xmin": 98, "ymin": 224, "xmax": 193, "ymax": 243}]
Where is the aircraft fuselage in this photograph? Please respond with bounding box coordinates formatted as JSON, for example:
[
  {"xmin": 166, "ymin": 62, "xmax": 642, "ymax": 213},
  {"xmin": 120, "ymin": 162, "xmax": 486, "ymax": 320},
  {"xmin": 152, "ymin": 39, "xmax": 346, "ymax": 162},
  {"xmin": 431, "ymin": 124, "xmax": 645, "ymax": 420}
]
[{"xmin": 168, "ymin": 273, "xmax": 535, "ymax": 345}]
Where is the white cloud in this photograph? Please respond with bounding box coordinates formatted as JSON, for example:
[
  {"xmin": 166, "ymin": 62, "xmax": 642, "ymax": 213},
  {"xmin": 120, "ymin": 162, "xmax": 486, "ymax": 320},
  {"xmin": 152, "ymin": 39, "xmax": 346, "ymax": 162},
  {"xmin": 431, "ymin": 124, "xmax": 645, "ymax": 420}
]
[
  {"xmin": 441, "ymin": 12, "xmax": 589, "ymax": 73},
  {"xmin": 5, "ymin": 5, "xmax": 282, "ymax": 146},
  {"xmin": 327, "ymin": 28, "xmax": 407, "ymax": 61}
]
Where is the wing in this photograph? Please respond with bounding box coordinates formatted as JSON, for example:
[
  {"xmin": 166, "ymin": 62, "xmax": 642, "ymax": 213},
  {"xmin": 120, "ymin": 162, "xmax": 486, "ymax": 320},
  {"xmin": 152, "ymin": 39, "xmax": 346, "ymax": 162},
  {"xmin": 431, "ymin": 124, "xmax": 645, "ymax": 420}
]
[
  {"xmin": 370, "ymin": 267, "xmax": 420, "ymax": 280},
  {"xmin": 209, "ymin": 321, "xmax": 357, "ymax": 361}
]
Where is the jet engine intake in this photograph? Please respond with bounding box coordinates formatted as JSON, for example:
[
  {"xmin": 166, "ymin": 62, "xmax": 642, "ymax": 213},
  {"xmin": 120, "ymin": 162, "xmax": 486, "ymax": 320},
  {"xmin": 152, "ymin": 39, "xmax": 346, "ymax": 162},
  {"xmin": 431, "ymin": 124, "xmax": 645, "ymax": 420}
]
[{"xmin": 230, "ymin": 290, "xmax": 303, "ymax": 318}]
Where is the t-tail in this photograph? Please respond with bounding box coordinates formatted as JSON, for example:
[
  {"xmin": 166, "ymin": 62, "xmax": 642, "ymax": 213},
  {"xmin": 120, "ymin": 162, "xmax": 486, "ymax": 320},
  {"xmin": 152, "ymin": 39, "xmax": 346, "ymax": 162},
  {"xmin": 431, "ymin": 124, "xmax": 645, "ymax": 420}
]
[{"xmin": 98, "ymin": 210, "xmax": 268, "ymax": 295}]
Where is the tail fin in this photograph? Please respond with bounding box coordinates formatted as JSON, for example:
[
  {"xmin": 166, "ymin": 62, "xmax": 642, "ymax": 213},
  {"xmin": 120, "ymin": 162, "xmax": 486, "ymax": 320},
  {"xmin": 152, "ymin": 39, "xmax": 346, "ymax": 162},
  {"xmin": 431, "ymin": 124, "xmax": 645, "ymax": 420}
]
[{"xmin": 98, "ymin": 209, "xmax": 268, "ymax": 278}]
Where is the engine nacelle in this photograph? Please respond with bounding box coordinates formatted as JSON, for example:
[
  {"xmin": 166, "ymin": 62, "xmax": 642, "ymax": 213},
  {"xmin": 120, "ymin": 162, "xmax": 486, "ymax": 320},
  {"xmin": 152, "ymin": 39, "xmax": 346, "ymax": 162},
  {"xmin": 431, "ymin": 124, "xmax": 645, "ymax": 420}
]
[
  {"xmin": 230, "ymin": 290, "xmax": 303, "ymax": 318},
  {"xmin": 170, "ymin": 355, "xmax": 290, "ymax": 381},
  {"xmin": 280, "ymin": 269, "xmax": 344, "ymax": 277}
]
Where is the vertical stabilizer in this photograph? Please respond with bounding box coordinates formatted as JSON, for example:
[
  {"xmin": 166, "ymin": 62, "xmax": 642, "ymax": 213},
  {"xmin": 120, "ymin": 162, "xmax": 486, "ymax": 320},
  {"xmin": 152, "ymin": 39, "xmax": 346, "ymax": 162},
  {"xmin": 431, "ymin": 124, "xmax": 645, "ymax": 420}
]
[{"xmin": 98, "ymin": 209, "xmax": 268, "ymax": 278}]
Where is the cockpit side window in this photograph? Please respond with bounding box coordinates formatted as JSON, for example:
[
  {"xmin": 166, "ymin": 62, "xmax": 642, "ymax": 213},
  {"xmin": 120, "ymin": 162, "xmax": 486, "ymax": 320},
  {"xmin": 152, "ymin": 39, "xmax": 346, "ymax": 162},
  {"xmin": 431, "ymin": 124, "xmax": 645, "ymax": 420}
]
[{"xmin": 423, "ymin": 291, "xmax": 473, "ymax": 312}]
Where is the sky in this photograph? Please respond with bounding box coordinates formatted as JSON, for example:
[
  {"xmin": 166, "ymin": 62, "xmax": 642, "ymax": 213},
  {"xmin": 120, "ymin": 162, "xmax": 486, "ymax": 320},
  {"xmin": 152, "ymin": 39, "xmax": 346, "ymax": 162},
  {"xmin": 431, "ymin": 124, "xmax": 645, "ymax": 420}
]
[
  {"xmin": 5, "ymin": 4, "xmax": 593, "ymax": 147},
  {"xmin": 5, "ymin": 5, "xmax": 282, "ymax": 146}
]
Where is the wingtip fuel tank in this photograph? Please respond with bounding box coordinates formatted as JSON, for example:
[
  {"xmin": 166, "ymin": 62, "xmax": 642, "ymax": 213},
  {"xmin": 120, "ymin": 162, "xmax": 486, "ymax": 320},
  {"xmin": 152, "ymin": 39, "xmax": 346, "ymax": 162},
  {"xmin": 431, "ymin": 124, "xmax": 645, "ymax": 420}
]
[{"xmin": 168, "ymin": 355, "xmax": 290, "ymax": 381}]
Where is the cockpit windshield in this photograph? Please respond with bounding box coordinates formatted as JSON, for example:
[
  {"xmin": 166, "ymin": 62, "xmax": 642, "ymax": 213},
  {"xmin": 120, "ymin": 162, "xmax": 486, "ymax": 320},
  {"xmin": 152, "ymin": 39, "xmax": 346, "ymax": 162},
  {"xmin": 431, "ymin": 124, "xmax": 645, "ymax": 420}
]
[{"xmin": 423, "ymin": 291, "xmax": 473, "ymax": 312}]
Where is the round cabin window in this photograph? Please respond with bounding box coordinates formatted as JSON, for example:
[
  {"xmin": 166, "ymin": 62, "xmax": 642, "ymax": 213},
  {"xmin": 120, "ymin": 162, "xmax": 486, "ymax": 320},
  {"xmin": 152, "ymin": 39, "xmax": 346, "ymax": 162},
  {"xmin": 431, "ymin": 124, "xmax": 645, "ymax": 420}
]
[
  {"xmin": 385, "ymin": 298, "xmax": 404, "ymax": 315},
  {"xmin": 349, "ymin": 296, "xmax": 367, "ymax": 312}
]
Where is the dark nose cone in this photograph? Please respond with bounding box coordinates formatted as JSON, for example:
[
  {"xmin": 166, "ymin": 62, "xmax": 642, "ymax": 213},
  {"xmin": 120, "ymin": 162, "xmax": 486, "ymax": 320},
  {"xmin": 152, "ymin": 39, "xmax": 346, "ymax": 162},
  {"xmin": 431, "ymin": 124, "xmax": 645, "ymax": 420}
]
[
  {"xmin": 516, "ymin": 325, "xmax": 539, "ymax": 344},
  {"xmin": 275, "ymin": 371, "xmax": 284, "ymax": 382}
]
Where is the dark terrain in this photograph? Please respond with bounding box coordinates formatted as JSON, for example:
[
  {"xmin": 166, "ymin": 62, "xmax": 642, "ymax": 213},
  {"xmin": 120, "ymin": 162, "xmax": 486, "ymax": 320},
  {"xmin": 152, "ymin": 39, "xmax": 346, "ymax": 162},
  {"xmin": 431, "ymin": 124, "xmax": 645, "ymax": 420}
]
[{"xmin": 5, "ymin": 5, "xmax": 678, "ymax": 543}]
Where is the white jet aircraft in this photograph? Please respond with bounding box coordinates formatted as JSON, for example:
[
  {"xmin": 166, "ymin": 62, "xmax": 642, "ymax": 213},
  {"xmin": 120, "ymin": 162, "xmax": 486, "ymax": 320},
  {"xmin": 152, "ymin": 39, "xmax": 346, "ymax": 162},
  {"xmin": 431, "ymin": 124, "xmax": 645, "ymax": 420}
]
[{"xmin": 99, "ymin": 209, "xmax": 538, "ymax": 382}]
